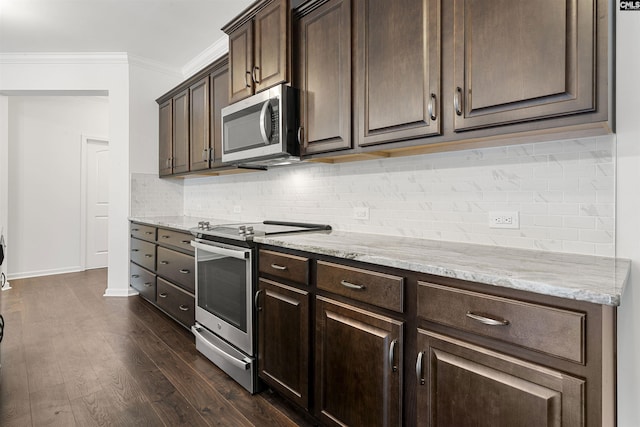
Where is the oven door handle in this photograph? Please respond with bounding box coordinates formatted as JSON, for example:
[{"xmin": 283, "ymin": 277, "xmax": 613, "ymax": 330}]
[
  {"xmin": 191, "ymin": 241, "xmax": 249, "ymax": 260},
  {"xmin": 191, "ymin": 325, "xmax": 250, "ymax": 370}
]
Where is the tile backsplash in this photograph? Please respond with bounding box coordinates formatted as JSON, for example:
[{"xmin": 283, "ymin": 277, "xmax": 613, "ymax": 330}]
[{"xmin": 131, "ymin": 135, "xmax": 616, "ymax": 256}]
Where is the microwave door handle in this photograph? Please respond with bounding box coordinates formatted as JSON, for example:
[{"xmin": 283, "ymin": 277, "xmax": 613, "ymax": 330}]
[
  {"xmin": 259, "ymin": 100, "xmax": 272, "ymax": 144},
  {"xmin": 191, "ymin": 241, "xmax": 249, "ymax": 260}
]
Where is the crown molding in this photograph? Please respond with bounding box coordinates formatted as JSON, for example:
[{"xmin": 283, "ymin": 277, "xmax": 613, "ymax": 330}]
[
  {"xmin": 182, "ymin": 36, "xmax": 229, "ymax": 79},
  {"xmin": 127, "ymin": 54, "xmax": 182, "ymax": 78},
  {"xmin": 0, "ymin": 52, "xmax": 129, "ymax": 64}
]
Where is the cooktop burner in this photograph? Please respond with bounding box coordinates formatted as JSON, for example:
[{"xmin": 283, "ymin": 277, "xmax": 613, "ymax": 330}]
[{"xmin": 191, "ymin": 220, "xmax": 331, "ymax": 242}]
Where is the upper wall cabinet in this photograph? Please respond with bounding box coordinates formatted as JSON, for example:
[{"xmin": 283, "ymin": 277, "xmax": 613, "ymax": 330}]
[
  {"xmin": 189, "ymin": 76, "xmax": 210, "ymax": 172},
  {"xmin": 158, "ymin": 99, "xmax": 173, "ymax": 177},
  {"xmin": 171, "ymin": 89, "xmax": 190, "ymax": 175},
  {"xmin": 224, "ymin": 0, "xmax": 290, "ymax": 104},
  {"xmin": 452, "ymin": 0, "xmax": 596, "ymax": 131},
  {"xmin": 355, "ymin": 0, "xmax": 441, "ymax": 147},
  {"xmin": 295, "ymin": 0, "xmax": 352, "ymax": 155}
]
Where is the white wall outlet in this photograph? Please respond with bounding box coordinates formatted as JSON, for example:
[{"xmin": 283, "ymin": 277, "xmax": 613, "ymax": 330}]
[
  {"xmin": 489, "ymin": 211, "xmax": 519, "ymax": 229},
  {"xmin": 353, "ymin": 206, "xmax": 370, "ymax": 221},
  {"xmin": 233, "ymin": 205, "xmax": 242, "ymax": 214}
]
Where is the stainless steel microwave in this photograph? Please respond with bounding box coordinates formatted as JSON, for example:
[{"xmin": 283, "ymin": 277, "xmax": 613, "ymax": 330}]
[{"xmin": 221, "ymin": 84, "xmax": 299, "ymax": 167}]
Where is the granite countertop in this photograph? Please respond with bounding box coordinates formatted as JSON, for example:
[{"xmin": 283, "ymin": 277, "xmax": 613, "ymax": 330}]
[
  {"xmin": 256, "ymin": 230, "xmax": 631, "ymax": 306},
  {"xmin": 129, "ymin": 215, "xmax": 233, "ymax": 232}
]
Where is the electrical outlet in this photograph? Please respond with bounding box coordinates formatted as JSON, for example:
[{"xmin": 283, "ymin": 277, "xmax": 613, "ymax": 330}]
[
  {"xmin": 233, "ymin": 205, "xmax": 241, "ymax": 214},
  {"xmin": 353, "ymin": 207, "xmax": 370, "ymax": 221},
  {"xmin": 489, "ymin": 211, "xmax": 519, "ymax": 229}
]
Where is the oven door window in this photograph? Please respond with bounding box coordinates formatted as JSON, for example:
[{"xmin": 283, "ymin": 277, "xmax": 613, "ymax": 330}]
[{"xmin": 197, "ymin": 252, "xmax": 248, "ymax": 333}]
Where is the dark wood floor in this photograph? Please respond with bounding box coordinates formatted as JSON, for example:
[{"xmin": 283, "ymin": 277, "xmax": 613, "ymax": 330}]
[{"xmin": 0, "ymin": 269, "xmax": 315, "ymax": 426}]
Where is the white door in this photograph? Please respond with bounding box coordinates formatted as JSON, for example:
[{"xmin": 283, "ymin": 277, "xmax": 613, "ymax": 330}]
[{"xmin": 86, "ymin": 139, "xmax": 109, "ymax": 269}]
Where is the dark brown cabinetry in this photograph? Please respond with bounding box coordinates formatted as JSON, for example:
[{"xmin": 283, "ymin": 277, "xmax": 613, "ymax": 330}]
[
  {"xmin": 355, "ymin": 0, "xmax": 441, "ymax": 146},
  {"xmin": 158, "ymin": 100, "xmax": 173, "ymax": 177},
  {"xmin": 315, "ymin": 296, "xmax": 403, "ymax": 427},
  {"xmin": 172, "ymin": 89, "xmax": 190, "ymax": 174},
  {"xmin": 416, "ymin": 330, "xmax": 585, "ymax": 427},
  {"xmin": 295, "ymin": 0, "xmax": 352, "ymax": 155},
  {"xmin": 210, "ymin": 66, "xmax": 230, "ymax": 168},
  {"xmin": 452, "ymin": 0, "xmax": 596, "ymax": 131},
  {"xmin": 224, "ymin": 0, "xmax": 290, "ymax": 103},
  {"xmin": 189, "ymin": 77, "xmax": 210, "ymax": 172},
  {"xmin": 129, "ymin": 221, "xmax": 195, "ymax": 329}
]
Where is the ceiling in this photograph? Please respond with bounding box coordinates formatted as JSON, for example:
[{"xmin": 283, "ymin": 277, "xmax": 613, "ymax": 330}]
[{"xmin": 0, "ymin": 0, "xmax": 255, "ymax": 71}]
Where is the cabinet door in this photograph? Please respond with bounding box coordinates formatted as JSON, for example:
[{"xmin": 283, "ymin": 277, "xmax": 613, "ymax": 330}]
[
  {"xmin": 257, "ymin": 278, "xmax": 310, "ymax": 409},
  {"xmin": 210, "ymin": 66, "xmax": 229, "ymax": 166},
  {"xmin": 172, "ymin": 89, "xmax": 190, "ymax": 174},
  {"xmin": 452, "ymin": 0, "xmax": 594, "ymax": 131},
  {"xmin": 416, "ymin": 329, "xmax": 585, "ymax": 427},
  {"xmin": 189, "ymin": 76, "xmax": 210, "ymax": 172},
  {"xmin": 254, "ymin": 0, "xmax": 288, "ymax": 93},
  {"xmin": 297, "ymin": 0, "xmax": 352, "ymax": 155},
  {"xmin": 315, "ymin": 296, "xmax": 402, "ymax": 427},
  {"xmin": 355, "ymin": 0, "xmax": 441, "ymax": 147},
  {"xmin": 158, "ymin": 99, "xmax": 173, "ymax": 176},
  {"xmin": 229, "ymin": 20, "xmax": 254, "ymax": 103}
]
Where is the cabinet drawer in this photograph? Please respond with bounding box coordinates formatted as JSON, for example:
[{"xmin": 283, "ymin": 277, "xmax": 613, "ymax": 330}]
[
  {"xmin": 130, "ymin": 223, "xmax": 156, "ymax": 241},
  {"xmin": 157, "ymin": 228, "xmax": 194, "ymax": 253},
  {"xmin": 156, "ymin": 246, "xmax": 195, "ymax": 293},
  {"xmin": 259, "ymin": 250, "xmax": 310, "ymax": 285},
  {"xmin": 417, "ymin": 281, "xmax": 586, "ymax": 364},
  {"xmin": 156, "ymin": 278, "xmax": 195, "ymax": 328},
  {"xmin": 131, "ymin": 238, "xmax": 156, "ymax": 271},
  {"xmin": 316, "ymin": 261, "xmax": 404, "ymax": 313},
  {"xmin": 130, "ymin": 262, "xmax": 156, "ymax": 302}
]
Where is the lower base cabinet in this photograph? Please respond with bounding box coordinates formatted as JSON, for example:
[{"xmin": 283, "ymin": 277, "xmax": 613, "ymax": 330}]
[
  {"xmin": 156, "ymin": 278, "xmax": 195, "ymax": 328},
  {"xmin": 315, "ymin": 296, "xmax": 403, "ymax": 427},
  {"xmin": 416, "ymin": 329, "xmax": 585, "ymax": 427}
]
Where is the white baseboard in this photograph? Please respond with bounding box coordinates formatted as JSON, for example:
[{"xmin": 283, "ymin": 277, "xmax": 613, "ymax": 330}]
[
  {"xmin": 104, "ymin": 287, "xmax": 139, "ymax": 297},
  {"xmin": 8, "ymin": 266, "xmax": 83, "ymax": 280}
]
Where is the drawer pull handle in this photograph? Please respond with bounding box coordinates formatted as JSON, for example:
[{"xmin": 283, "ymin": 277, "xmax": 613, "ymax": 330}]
[
  {"xmin": 161, "ymin": 235, "xmax": 170, "ymax": 239},
  {"xmin": 145, "ymin": 231, "xmax": 154, "ymax": 235},
  {"xmin": 160, "ymin": 261, "xmax": 169, "ymax": 265},
  {"xmin": 416, "ymin": 351, "xmax": 425, "ymax": 385},
  {"xmin": 158, "ymin": 292, "xmax": 168, "ymax": 298},
  {"xmin": 179, "ymin": 269, "xmax": 190, "ymax": 274},
  {"xmin": 340, "ymin": 280, "xmax": 365, "ymax": 290},
  {"xmin": 144, "ymin": 254, "xmax": 153, "ymax": 258},
  {"xmin": 181, "ymin": 240, "xmax": 191, "ymax": 244},
  {"xmin": 466, "ymin": 311, "xmax": 510, "ymax": 326},
  {"xmin": 389, "ymin": 339, "xmax": 398, "ymax": 373},
  {"xmin": 131, "ymin": 274, "xmax": 140, "ymax": 279},
  {"xmin": 131, "ymin": 228, "xmax": 139, "ymax": 232},
  {"xmin": 179, "ymin": 305, "xmax": 189, "ymax": 312},
  {"xmin": 271, "ymin": 264, "xmax": 288, "ymax": 271},
  {"xmin": 131, "ymin": 249, "xmax": 139, "ymax": 252},
  {"xmin": 143, "ymin": 282, "xmax": 152, "ymax": 288}
]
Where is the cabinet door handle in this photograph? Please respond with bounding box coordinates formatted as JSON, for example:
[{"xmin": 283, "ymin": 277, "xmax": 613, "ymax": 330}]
[
  {"xmin": 160, "ymin": 260, "xmax": 169, "ymax": 265},
  {"xmin": 389, "ymin": 339, "xmax": 398, "ymax": 373},
  {"xmin": 297, "ymin": 126, "xmax": 303, "ymax": 146},
  {"xmin": 416, "ymin": 351, "xmax": 425, "ymax": 385},
  {"xmin": 179, "ymin": 269, "xmax": 190, "ymax": 274},
  {"xmin": 143, "ymin": 282, "xmax": 153, "ymax": 288},
  {"xmin": 252, "ymin": 66, "xmax": 260, "ymax": 84},
  {"xmin": 158, "ymin": 292, "xmax": 168, "ymax": 298},
  {"xmin": 179, "ymin": 305, "xmax": 189, "ymax": 311},
  {"xmin": 466, "ymin": 311, "xmax": 510, "ymax": 326},
  {"xmin": 144, "ymin": 254, "xmax": 153, "ymax": 258},
  {"xmin": 270, "ymin": 264, "xmax": 287, "ymax": 271},
  {"xmin": 428, "ymin": 93, "xmax": 437, "ymax": 121},
  {"xmin": 340, "ymin": 280, "xmax": 365, "ymax": 290},
  {"xmin": 245, "ymin": 71, "xmax": 251, "ymax": 88},
  {"xmin": 254, "ymin": 289, "xmax": 263, "ymax": 311},
  {"xmin": 181, "ymin": 240, "xmax": 191, "ymax": 244},
  {"xmin": 131, "ymin": 274, "xmax": 140, "ymax": 279},
  {"xmin": 454, "ymin": 87, "xmax": 463, "ymax": 116},
  {"xmin": 202, "ymin": 148, "xmax": 208, "ymax": 162}
]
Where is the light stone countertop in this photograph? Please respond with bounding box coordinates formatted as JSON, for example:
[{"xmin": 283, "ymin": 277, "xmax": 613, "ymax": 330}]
[
  {"xmin": 255, "ymin": 230, "xmax": 631, "ymax": 306},
  {"xmin": 129, "ymin": 216, "xmax": 233, "ymax": 232}
]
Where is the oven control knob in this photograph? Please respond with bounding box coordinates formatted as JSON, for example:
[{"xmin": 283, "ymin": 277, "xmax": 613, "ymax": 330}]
[
  {"xmin": 238, "ymin": 225, "xmax": 246, "ymax": 234},
  {"xmin": 246, "ymin": 226, "xmax": 254, "ymax": 235}
]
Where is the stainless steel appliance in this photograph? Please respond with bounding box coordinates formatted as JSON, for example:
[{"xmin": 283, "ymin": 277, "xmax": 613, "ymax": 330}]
[
  {"xmin": 221, "ymin": 84, "xmax": 299, "ymax": 168},
  {"xmin": 190, "ymin": 220, "xmax": 331, "ymax": 393}
]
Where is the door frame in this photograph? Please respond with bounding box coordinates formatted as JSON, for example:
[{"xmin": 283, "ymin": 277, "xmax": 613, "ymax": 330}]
[{"xmin": 80, "ymin": 134, "xmax": 109, "ymax": 271}]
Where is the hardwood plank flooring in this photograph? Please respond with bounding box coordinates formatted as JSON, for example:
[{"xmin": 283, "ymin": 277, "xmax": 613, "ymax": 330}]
[{"xmin": 0, "ymin": 269, "xmax": 316, "ymax": 426}]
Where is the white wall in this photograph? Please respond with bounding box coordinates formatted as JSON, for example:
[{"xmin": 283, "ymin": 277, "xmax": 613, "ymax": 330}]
[
  {"xmin": 0, "ymin": 54, "xmax": 131, "ymax": 296},
  {"xmin": 0, "ymin": 95, "xmax": 8, "ymax": 285},
  {"xmin": 614, "ymin": 6, "xmax": 640, "ymax": 426},
  {"xmin": 7, "ymin": 96, "xmax": 108, "ymax": 278}
]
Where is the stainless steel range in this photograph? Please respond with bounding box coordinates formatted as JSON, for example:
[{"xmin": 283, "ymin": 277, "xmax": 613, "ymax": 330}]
[{"xmin": 190, "ymin": 220, "xmax": 331, "ymax": 393}]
